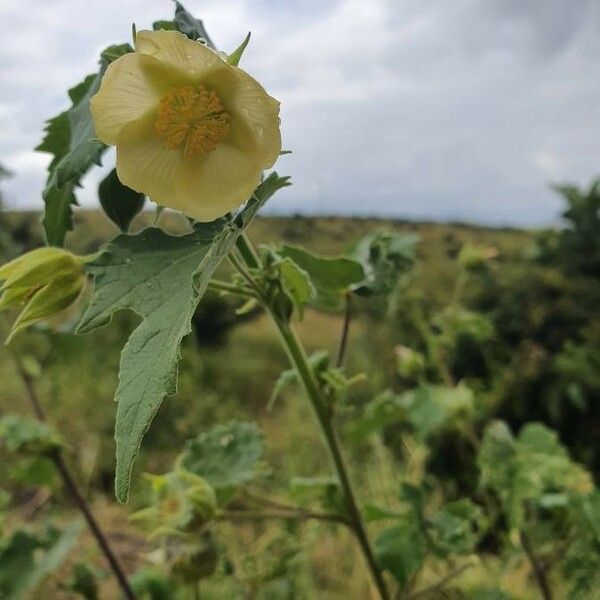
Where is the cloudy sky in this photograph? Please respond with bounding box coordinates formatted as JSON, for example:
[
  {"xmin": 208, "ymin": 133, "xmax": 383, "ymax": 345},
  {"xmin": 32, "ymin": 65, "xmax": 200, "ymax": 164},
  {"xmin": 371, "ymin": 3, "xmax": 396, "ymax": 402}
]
[{"xmin": 1, "ymin": 0, "xmax": 599, "ymax": 226}]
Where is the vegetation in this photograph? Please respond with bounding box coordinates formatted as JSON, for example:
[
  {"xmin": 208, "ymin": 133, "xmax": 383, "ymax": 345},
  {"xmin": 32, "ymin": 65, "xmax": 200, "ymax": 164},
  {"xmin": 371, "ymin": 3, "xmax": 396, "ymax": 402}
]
[{"xmin": 1, "ymin": 3, "xmax": 599, "ymax": 599}]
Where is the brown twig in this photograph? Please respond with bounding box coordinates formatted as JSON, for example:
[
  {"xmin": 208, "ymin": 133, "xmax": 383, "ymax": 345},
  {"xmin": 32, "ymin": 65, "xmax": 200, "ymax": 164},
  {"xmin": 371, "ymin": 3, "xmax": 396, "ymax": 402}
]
[
  {"xmin": 335, "ymin": 293, "xmax": 352, "ymax": 367},
  {"xmin": 12, "ymin": 353, "xmax": 137, "ymax": 600},
  {"xmin": 520, "ymin": 531, "xmax": 553, "ymax": 600}
]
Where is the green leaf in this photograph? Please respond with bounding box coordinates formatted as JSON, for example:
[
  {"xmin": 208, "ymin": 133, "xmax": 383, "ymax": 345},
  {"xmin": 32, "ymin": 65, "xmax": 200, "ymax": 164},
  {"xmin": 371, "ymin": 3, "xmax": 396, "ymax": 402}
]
[
  {"xmin": 374, "ymin": 520, "xmax": 425, "ymax": 585},
  {"xmin": 0, "ymin": 523, "xmax": 81, "ymax": 599},
  {"xmin": 278, "ymin": 245, "xmax": 364, "ymax": 310},
  {"xmin": 350, "ymin": 230, "xmax": 418, "ymax": 296},
  {"xmin": 98, "ymin": 169, "xmax": 145, "ymax": 232},
  {"xmin": 36, "ymin": 44, "xmax": 132, "ymax": 246},
  {"xmin": 277, "ymin": 257, "xmax": 315, "ymax": 318},
  {"xmin": 78, "ymin": 174, "xmax": 289, "ymax": 502},
  {"xmin": 563, "ymin": 490, "xmax": 600, "ymax": 599},
  {"xmin": 157, "ymin": 2, "xmax": 216, "ymax": 48},
  {"xmin": 428, "ymin": 499, "xmax": 484, "ymax": 556},
  {"xmin": 399, "ymin": 382, "xmax": 475, "ymax": 442},
  {"xmin": 478, "ymin": 421, "xmax": 592, "ymax": 531},
  {"xmin": 352, "ymin": 383, "xmax": 474, "ymax": 441},
  {"xmin": 0, "ymin": 415, "xmax": 63, "ymax": 455},
  {"xmin": 181, "ymin": 421, "xmax": 264, "ymax": 490}
]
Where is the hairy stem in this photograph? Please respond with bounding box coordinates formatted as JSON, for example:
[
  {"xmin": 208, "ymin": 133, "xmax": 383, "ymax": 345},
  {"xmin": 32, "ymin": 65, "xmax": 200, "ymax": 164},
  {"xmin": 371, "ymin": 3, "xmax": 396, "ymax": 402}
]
[{"xmin": 12, "ymin": 353, "xmax": 137, "ymax": 600}]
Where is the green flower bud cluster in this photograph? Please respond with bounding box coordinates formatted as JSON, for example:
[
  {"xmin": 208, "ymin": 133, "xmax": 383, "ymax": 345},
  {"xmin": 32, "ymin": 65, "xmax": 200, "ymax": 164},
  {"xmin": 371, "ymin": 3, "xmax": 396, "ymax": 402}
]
[
  {"xmin": 130, "ymin": 467, "xmax": 216, "ymax": 541},
  {"xmin": 0, "ymin": 247, "xmax": 87, "ymax": 343}
]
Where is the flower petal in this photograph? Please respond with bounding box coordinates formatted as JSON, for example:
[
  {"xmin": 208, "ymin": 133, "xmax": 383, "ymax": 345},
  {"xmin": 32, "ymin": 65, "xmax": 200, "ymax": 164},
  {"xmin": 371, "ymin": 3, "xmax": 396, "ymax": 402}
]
[
  {"xmin": 174, "ymin": 144, "xmax": 262, "ymax": 222},
  {"xmin": 216, "ymin": 68, "xmax": 281, "ymax": 169},
  {"xmin": 115, "ymin": 118, "xmax": 182, "ymax": 207},
  {"xmin": 135, "ymin": 30, "xmax": 227, "ymax": 84},
  {"xmin": 91, "ymin": 53, "xmax": 171, "ymax": 145}
]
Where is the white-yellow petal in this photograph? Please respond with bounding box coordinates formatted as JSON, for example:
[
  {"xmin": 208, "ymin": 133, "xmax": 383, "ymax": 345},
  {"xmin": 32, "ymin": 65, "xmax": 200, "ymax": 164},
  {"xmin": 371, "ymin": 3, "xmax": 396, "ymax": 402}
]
[
  {"xmin": 224, "ymin": 68, "xmax": 281, "ymax": 168},
  {"xmin": 91, "ymin": 53, "xmax": 172, "ymax": 145},
  {"xmin": 135, "ymin": 30, "xmax": 227, "ymax": 84},
  {"xmin": 174, "ymin": 144, "xmax": 261, "ymax": 222},
  {"xmin": 115, "ymin": 120, "xmax": 181, "ymax": 207}
]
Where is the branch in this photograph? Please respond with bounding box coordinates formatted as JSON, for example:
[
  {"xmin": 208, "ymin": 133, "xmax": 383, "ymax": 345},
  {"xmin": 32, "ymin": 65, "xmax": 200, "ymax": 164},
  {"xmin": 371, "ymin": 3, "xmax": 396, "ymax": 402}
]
[
  {"xmin": 335, "ymin": 293, "xmax": 352, "ymax": 367},
  {"xmin": 12, "ymin": 353, "xmax": 137, "ymax": 600}
]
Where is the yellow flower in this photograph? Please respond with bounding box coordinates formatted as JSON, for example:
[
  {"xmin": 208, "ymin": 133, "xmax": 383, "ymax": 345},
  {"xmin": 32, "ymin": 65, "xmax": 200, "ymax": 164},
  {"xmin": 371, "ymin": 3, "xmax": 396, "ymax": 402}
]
[
  {"xmin": 0, "ymin": 247, "xmax": 86, "ymax": 342},
  {"xmin": 91, "ymin": 30, "xmax": 282, "ymax": 222}
]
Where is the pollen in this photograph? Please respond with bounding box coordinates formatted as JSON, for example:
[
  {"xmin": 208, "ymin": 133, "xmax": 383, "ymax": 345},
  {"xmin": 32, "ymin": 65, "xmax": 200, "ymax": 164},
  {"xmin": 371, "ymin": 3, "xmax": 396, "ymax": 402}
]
[{"xmin": 155, "ymin": 85, "xmax": 230, "ymax": 158}]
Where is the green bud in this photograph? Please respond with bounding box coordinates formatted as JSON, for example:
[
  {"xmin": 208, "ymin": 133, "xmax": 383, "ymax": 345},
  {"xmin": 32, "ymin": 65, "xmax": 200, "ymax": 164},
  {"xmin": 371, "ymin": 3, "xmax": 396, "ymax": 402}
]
[{"xmin": 0, "ymin": 247, "xmax": 86, "ymax": 343}]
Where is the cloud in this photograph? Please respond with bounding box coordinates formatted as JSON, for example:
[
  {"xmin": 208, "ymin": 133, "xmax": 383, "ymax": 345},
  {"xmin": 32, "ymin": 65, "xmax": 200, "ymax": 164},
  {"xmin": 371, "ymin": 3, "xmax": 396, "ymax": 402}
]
[{"xmin": 1, "ymin": 0, "xmax": 599, "ymax": 226}]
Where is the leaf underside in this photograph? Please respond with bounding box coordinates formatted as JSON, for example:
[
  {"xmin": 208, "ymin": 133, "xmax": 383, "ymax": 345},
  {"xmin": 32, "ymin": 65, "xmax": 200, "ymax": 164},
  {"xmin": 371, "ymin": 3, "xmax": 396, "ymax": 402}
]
[{"xmin": 77, "ymin": 174, "xmax": 290, "ymax": 502}]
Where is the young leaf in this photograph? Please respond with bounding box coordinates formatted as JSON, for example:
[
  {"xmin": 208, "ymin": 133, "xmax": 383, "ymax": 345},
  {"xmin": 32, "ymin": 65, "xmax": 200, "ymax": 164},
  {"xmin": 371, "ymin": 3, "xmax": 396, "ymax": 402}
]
[
  {"xmin": 36, "ymin": 44, "xmax": 132, "ymax": 246},
  {"xmin": 98, "ymin": 168, "xmax": 145, "ymax": 232},
  {"xmin": 350, "ymin": 230, "xmax": 418, "ymax": 296},
  {"xmin": 181, "ymin": 421, "xmax": 264, "ymax": 489},
  {"xmin": 77, "ymin": 174, "xmax": 289, "ymax": 502},
  {"xmin": 374, "ymin": 520, "xmax": 425, "ymax": 586},
  {"xmin": 278, "ymin": 245, "xmax": 364, "ymax": 310},
  {"xmin": 277, "ymin": 257, "xmax": 315, "ymax": 318}
]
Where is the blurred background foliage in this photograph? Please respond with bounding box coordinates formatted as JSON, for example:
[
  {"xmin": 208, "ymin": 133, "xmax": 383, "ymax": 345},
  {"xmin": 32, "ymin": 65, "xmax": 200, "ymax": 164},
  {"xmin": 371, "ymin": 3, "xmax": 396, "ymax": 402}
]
[{"xmin": 0, "ymin": 169, "xmax": 599, "ymax": 598}]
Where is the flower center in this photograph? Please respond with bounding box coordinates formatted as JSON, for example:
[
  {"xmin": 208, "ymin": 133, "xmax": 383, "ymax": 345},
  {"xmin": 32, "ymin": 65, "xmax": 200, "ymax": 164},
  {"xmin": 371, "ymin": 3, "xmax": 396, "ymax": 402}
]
[{"xmin": 154, "ymin": 85, "xmax": 230, "ymax": 158}]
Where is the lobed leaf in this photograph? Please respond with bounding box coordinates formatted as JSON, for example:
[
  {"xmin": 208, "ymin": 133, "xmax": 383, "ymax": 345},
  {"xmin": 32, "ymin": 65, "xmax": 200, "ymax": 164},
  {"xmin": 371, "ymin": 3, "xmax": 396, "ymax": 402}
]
[
  {"xmin": 78, "ymin": 174, "xmax": 288, "ymax": 502},
  {"xmin": 36, "ymin": 44, "xmax": 132, "ymax": 246}
]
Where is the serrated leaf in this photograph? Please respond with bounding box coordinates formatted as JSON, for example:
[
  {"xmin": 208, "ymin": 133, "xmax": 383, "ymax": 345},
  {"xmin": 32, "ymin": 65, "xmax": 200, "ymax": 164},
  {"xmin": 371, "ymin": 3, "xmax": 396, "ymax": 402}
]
[
  {"xmin": 374, "ymin": 520, "xmax": 425, "ymax": 585},
  {"xmin": 350, "ymin": 230, "xmax": 418, "ymax": 296},
  {"xmin": 159, "ymin": 2, "xmax": 216, "ymax": 48},
  {"xmin": 98, "ymin": 168, "xmax": 145, "ymax": 232},
  {"xmin": 181, "ymin": 421, "xmax": 264, "ymax": 492},
  {"xmin": 77, "ymin": 174, "xmax": 288, "ymax": 502},
  {"xmin": 278, "ymin": 245, "xmax": 364, "ymax": 310},
  {"xmin": 37, "ymin": 44, "xmax": 132, "ymax": 246}
]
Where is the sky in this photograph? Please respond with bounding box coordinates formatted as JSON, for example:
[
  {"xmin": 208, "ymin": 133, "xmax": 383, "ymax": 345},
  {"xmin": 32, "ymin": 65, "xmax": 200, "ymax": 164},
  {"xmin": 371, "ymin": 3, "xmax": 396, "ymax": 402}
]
[{"xmin": 1, "ymin": 0, "xmax": 599, "ymax": 227}]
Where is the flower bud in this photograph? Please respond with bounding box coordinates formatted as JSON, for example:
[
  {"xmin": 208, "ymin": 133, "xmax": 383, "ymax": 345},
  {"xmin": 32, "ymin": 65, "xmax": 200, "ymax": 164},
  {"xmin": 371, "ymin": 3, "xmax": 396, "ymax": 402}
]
[{"xmin": 0, "ymin": 247, "xmax": 86, "ymax": 343}]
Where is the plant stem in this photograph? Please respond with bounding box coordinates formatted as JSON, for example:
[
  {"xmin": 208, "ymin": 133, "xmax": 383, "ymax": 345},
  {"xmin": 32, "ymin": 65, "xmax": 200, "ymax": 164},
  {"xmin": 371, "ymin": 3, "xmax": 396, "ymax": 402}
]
[
  {"xmin": 12, "ymin": 353, "xmax": 137, "ymax": 600},
  {"xmin": 266, "ymin": 312, "xmax": 390, "ymax": 599},
  {"xmin": 230, "ymin": 235, "xmax": 389, "ymax": 599},
  {"xmin": 336, "ymin": 293, "xmax": 352, "ymax": 367}
]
